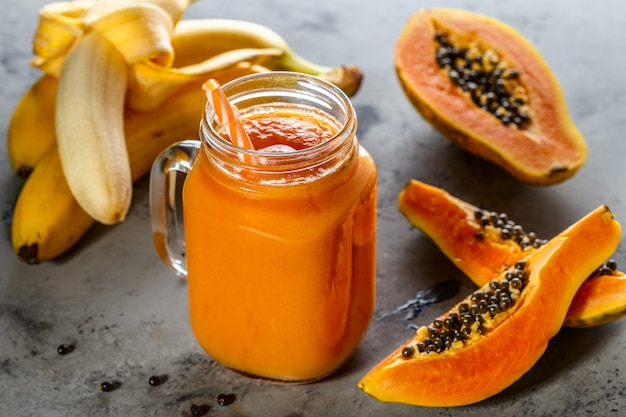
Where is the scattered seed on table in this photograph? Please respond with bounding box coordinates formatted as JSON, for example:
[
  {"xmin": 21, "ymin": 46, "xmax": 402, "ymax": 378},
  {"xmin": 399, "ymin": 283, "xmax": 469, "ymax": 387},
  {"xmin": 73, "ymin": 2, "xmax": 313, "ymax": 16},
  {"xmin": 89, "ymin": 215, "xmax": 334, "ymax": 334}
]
[
  {"xmin": 57, "ymin": 344, "xmax": 75, "ymax": 355},
  {"xmin": 190, "ymin": 404, "xmax": 209, "ymax": 416},
  {"xmin": 217, "ymin": 393, "xmax": 236, "ymax": 406},
  {"xmin": 97, "ymin": 381, "xmax": 119, "ymax": 392}
]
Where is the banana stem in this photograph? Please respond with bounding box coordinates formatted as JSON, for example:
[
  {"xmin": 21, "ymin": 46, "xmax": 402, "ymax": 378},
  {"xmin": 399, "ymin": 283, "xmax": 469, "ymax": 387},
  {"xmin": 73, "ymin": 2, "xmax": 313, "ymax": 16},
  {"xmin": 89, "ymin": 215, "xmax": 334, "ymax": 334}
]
[
  {"xmin": 280, "ymin": 50, "xmax": 332, "ymax": 75},
  {"xmin": 281, "ymin": 51, "xmax": 363, "ymax": 97}
]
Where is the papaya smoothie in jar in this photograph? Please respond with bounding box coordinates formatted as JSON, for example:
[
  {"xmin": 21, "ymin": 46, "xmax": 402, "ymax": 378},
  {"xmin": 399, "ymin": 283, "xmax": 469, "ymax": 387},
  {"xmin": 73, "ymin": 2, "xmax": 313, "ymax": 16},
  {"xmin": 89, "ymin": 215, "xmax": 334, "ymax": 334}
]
[{"xmin": 150, "ymin": 72, "xmax": 376, "ymax": 382}]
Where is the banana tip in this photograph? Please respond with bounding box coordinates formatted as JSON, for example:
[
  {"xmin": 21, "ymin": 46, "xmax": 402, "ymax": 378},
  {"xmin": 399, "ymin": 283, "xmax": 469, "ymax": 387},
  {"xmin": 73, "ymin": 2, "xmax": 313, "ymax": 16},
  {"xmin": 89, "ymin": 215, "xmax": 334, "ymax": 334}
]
[
  {"xmin": 17, "ymin": 243, "xmax": 40, "ymax": 265},
  {"xmin": 15, "ymin": 165, "xmax": 34, "ymax": 179},
  {"xmin": 320, "ymin": 65, "xmax": 364, "ymax": 97}
]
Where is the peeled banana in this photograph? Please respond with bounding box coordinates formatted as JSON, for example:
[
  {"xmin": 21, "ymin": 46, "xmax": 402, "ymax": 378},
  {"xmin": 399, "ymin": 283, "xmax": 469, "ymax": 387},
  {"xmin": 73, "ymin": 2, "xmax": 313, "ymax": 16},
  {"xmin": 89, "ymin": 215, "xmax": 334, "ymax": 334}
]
[
  {"xmin": 55, "ymin": 2, "xmax": 181, "ymax": 225},
  {"xmin": 55, "ymin": 29, "xmax": 132, "ymax": 225}
]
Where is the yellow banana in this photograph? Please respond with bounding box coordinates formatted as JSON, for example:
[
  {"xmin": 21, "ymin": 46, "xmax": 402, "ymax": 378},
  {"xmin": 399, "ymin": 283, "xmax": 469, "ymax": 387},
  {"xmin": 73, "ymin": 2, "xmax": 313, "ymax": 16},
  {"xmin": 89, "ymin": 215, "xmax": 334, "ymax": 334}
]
[
  {"xmin": 11, "ymin": 145, "xmax": 93, "ymax": 265},
  {"xmin": 12, "ymin": 80, "xmax": 209, "ymax": 264},
  {"xmin": 170, "ymin": 19, "xmax": 364, "ymax": 96},
  {"xmin": 169, "ymin": 18, "xmax": 290, "ymax": 61},
  {"xmin": 7, "ymin": 74, "xmax": 58, "ymax": 178}
]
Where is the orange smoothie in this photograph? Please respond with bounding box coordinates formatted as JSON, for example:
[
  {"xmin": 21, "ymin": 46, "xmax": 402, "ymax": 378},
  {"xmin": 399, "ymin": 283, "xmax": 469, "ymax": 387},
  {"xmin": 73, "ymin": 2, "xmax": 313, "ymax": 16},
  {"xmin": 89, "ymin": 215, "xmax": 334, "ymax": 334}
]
[{"xmin": 183, "ymin": 106, "xmax": 377, "ymax": 382}]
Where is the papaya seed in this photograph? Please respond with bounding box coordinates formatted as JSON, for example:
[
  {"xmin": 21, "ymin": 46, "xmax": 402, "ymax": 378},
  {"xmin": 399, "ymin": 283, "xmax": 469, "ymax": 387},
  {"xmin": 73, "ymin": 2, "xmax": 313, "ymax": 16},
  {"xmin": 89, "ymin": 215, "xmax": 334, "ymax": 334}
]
[
  {"xmin": 591, "ymin": 259, "xmax": 620, "ymax": 278},
  {"xmin": 434, "ymin": 29, "xmax": 530, "ymax": 128},
  {"xmin": 57, "ymin": 343, "xmax": 74, "ymax": 355},
  {"xmin": 606, "ymin": 259, "xmax": 618, "ymax": 271},
  {"xmin": 474, "ymin": 208, "xmax": 545, "ymax": 252},
  {"xmin": 402, "ymin": 346, "xmax": 415, "ymax": 358},
  {"xmin": 412, "ymin": 262, "xmax": 530, "ymax": 356}
]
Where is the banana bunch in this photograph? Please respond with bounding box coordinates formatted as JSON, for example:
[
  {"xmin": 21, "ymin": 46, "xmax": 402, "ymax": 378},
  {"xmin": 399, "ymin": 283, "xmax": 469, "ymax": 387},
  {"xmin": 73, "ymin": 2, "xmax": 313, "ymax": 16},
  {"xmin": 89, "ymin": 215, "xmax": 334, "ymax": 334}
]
[{"xmin": 8, "ymin": 0, "xmax": 364, "ymax": 264}]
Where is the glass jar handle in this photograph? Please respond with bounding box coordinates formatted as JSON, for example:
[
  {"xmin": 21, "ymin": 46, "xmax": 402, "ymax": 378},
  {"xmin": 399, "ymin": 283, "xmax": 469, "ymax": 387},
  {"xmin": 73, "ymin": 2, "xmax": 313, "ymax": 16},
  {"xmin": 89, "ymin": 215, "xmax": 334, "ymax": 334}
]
[{"xmin": 149, "ymin": 140, "xmax": 200, "ymax": 278}]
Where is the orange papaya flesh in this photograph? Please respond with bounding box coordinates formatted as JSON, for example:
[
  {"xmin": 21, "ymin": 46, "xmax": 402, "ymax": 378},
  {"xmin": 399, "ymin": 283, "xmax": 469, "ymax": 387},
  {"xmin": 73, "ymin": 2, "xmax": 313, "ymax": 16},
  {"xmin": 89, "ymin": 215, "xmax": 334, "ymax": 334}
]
[
  {"xmin": 398, "ymin": 179, "xmax": 539, "ymax": 282},
  {"xmin": 398, "ymin": 179, "xmax": 626, "ymax": 328},
  {"xmin": 358, "ymin": 205, "xmax": 621, "ymax": 407},
  {"xmin": 395, "ymin": 8, "xmax": 587, "ymax": 185},
  {"xmin": 565, "ymin": 268, "xmax": 626, "ymax": 328}
]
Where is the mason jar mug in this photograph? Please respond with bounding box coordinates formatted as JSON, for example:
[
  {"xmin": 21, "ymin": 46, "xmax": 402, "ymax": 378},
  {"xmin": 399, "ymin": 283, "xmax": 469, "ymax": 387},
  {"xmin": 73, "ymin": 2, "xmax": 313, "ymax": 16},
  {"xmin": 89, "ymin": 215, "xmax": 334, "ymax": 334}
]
[{"xmin": 149, "ymin": 72, "xmax": 377, "ymax": 382}]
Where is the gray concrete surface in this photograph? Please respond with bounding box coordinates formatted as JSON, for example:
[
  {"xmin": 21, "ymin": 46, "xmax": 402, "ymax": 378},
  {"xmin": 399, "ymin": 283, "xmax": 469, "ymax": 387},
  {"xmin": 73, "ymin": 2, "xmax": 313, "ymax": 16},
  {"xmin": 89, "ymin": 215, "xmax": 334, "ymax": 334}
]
[{"xmin": 1, "ymin": 0, "xmax": 625, "ymax": 416}]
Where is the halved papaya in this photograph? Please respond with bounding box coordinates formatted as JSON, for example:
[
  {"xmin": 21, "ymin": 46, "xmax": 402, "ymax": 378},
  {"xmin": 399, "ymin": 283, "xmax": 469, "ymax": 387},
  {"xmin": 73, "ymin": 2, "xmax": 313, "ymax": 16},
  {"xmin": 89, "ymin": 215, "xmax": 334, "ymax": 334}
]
[
  {"xmin": 398, "ymin": 179, "xmax": 626, "ymax": 328},
  {"xmin": 358, "ymin": 205, "xmax": 621, "ymax": 407},
  {"xmin": 395, "ymin": 8, "xmax": 587, "ymax": 185}
]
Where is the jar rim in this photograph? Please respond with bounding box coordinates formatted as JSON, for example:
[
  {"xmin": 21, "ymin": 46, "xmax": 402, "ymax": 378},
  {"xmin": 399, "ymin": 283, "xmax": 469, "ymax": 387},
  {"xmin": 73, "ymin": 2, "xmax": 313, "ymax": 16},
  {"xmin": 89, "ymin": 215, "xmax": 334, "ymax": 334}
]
[{"xmin": 199, "ymin": 71, "xmax": 357, "ymax": 166}]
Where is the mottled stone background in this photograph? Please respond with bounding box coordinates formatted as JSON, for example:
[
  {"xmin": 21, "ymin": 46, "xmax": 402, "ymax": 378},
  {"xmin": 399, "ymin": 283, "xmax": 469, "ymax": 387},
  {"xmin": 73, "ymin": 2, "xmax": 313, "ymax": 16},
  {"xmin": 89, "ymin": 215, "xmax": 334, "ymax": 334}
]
[{"xmin": 1, "ymin": 0, "xmax": 625, "ymax": 416}]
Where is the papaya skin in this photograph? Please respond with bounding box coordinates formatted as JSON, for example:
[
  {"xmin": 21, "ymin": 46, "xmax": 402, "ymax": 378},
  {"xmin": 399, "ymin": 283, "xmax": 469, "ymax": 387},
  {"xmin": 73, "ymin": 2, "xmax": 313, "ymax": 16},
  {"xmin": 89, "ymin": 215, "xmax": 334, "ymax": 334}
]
[
  {"xmin": 398, "ymin": 179, "xmax": 626, "ymax": 328},
  {"xmin": 395, "ymin": 8, "xmax": 587, "ymax": 185},
  {"xmin": 358, "ymin": 205, "xmax": 621, "ymax": 407}
]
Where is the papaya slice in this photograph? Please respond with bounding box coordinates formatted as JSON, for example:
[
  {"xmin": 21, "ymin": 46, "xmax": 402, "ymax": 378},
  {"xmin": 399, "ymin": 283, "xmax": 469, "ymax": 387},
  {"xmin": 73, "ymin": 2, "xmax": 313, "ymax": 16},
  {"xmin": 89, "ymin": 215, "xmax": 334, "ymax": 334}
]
[
  {"xmin": 358, "ymin": 205, "xmax": 621, "ymax": 407},
  {"xmin": 565, "ymin": 265, "xmax": 626, "ymax": 328},
  {"xmin": 395, "ymin": 8, "xmax": 587, "ymax": 185},
  {"xmin": 398, "ymin": 179, "xmax": 626, "ymax": 328}
]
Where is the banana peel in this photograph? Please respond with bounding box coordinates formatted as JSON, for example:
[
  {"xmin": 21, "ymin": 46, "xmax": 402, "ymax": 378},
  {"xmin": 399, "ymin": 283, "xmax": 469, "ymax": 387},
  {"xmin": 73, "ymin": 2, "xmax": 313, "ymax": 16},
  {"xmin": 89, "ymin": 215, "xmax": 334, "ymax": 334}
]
[{"xmin": 128, "ymin": 46, "xmax": 284, "ymax": 111}]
